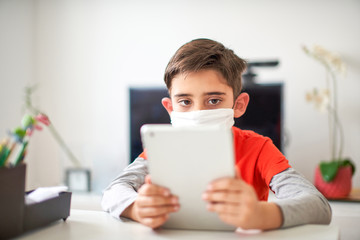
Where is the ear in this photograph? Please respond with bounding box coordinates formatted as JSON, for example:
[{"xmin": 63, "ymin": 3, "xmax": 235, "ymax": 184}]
[
  {"xmin": 161, "ymin": 97, "xmax": 173, "ymax": 116},
  {"xmin": 233, "ymin": 93, "xmax": 250, "ymax": 118}
]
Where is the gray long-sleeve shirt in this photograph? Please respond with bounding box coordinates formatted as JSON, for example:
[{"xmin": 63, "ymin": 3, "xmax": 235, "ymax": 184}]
[{"xmin": 101, "ymin": 157, "xmax": 332, "ymax": 228}]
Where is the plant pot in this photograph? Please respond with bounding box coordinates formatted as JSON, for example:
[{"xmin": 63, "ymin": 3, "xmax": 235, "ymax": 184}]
[{"xmin": 314, "ymin": 165, "xmax": 352, "ymax": 199}]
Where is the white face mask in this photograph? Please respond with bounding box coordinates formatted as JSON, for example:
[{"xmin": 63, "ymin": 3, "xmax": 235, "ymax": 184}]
[{"xmin": 170, "ymin": 108, "xmax": 235, "ymax": 129}]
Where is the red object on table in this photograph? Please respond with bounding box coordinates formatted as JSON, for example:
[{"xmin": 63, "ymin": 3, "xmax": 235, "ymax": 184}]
[{"xmin": 314, "ymin": 165, "xmax": 352, "ymax": 199}]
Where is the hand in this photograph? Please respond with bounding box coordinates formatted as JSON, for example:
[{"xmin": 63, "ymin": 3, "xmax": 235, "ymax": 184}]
[
  {"xmin": 202, "ymin": 171, "xmax": 282, "ymax": 230},
  {"xmin": 122, "ymin": 175, "xmax": 180, "ymax": 229}
]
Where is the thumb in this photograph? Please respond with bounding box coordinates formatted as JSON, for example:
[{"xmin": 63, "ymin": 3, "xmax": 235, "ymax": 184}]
[
  {"xmin": 235, "ymin": 166, "xmax": 242, "ymax": 179},
  {"xmin": 145, "ymin": 175, "xmax": 152, "ymax": 184}
]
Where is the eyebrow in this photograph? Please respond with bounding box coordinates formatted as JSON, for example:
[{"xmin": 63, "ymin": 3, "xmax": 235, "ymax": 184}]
[
  {"xmin": 173, "ymin": 92, "xmax": 226, "ymax": 98},
  {"xmin": 204, "ymin": 92, "xmax": 226, "ymax": 96},
  {"xmin": 173, "ymin": 93, "xmax": 192, "ymax": 98}
]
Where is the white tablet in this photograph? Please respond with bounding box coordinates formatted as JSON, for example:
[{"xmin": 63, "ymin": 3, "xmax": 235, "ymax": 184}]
[{"xmin": 140, "ymin": 124, "xmax": 236, "ymax": 231}]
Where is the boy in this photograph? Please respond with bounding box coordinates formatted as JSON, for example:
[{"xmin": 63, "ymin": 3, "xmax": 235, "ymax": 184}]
[{"xmin": 102, "ymin": 39, "xmax": 331, "ymax": 230}]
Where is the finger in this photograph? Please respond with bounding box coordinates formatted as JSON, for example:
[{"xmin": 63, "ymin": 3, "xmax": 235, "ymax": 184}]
[
  {"xmin": 138, "ymin": 204, "xmax": 180, "ymax": 218},
  {"xmin": 206, "ymin": 202, "xmax": 240, "ymax": 215},
  {"xmin": 141, "ymin": 214, "xmax": 169, "ymax": 229},
  {"xmin": 138, "ymin": 183, "xmax": 171, "ymax": 196},
  {"xmin": 202, "ymin": 191, "xmax": 240, "ymax": 203},
  {"xmin": 235, "ymin": 167, "xmax": 242, "ymax": 179},
  {"xmin": 207, "ymin": 178, "xmax": 246, "ymax": 191},
  {"xmin": 137, "ymin": 195, "xmax": 179, "ymax": 207},
  {"xmin": 145, "ymin": 175, "xmax": 152, "ymax": 184}
]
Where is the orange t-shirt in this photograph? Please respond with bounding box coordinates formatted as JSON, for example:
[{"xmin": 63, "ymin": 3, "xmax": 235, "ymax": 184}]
[
  {"xmin": 138, "ymin": 126, "xmax": 291, "ymax": 201},
  {"xmin": 232, "ymin": 127, "xmax": 290, "ymax": 201}
]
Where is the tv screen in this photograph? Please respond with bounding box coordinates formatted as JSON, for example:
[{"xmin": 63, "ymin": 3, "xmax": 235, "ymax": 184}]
[{"xmin": 129, "ymin": 83, "xmax": 283, "ymax": 163}]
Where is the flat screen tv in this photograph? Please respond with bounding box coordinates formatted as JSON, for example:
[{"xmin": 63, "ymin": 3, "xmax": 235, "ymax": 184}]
[{"xmin": 129, "ymin": 83, "xmax": 283, "ymax": 163}]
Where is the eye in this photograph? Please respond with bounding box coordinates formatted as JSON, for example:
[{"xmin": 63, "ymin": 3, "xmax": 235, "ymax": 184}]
[
  {"xmin": 208, "ymin": 98, "xmax": 221, "ymax": 105},
  {"xmin": 179, "ymin": 99, "xmax": 191, "ymax": 106}
]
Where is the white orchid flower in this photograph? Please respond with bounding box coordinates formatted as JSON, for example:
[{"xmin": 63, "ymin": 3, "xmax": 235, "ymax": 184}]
[
  {"xmin": 306, "ymin": 88, "xmax": 330, "ymax": 113},
  {"xmin": 302, "ymin": 44, "xmax": 347, "ymax": 161}
]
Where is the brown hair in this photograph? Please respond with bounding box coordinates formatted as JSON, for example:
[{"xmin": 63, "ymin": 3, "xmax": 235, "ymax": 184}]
[{"xmin": 164, "ymin": 38, "xmax": 247, "ymax": 98}]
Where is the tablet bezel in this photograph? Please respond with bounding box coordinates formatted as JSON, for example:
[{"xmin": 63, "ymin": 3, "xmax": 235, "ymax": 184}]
[{"xmin": 140, "ymin": 124, "xmax": 236, "ymax": 231}]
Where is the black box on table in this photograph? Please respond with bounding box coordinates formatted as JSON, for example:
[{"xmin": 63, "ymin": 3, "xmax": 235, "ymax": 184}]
[{"xmin": 0, "ymin": 164, "xmax": 71, "ymax": 239}]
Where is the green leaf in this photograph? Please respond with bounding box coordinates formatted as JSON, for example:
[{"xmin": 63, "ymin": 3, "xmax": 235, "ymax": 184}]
[
  {"xmin": 320, "ymin": 159, "xmax": 356, "ymax": 182},
  {"xmin": 21, "ymin": 114, "xmax": 35, "ymax": 128},
  {"xmin": 14, "ymin": 127, "xmax": 26, "ymax": 139},
  {"xmin": 319, "ymin": 161, "xmax": 339, "ymax": 182},
  {"xmin": 340, "ymin": 158, "xmax": 356, "ymax": 175}
]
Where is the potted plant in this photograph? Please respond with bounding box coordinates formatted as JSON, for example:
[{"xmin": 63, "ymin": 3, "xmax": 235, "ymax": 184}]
[
  {"xmin": 302, "ymin": 45, "xmax": 356, "ymax": 199},
  {"xmin": 23, "ymin": 85, "xmax": 91, "ymax": 192}
]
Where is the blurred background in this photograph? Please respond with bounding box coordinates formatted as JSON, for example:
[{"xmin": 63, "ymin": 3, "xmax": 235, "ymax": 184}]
[{"xmin": 0, "ymin": 0, "xmax": 359, "ymax": 194}]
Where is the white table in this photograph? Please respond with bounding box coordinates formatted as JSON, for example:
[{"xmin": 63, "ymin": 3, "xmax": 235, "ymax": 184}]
[
  {"xmin": 16, "ymin": 209, "xmax": 339, "ymax": 240},
  {"xmin": 329, "ymin": 200, "xmax": 360, "ymax": 240}
]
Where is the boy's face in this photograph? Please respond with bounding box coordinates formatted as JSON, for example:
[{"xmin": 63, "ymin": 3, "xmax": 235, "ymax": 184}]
[{"xmin": 162, "ymin": 69, "xmax": 249, "ymax": 118}]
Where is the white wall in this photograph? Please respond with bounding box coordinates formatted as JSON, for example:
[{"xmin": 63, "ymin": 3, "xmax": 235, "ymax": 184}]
[
  {"xmin": 1, "ymin": 0, "xmax": 359, "ymax": 192},
  {"xmin": 0, "ymin": 0, "xmax": 33, "ymax": 134},
  {"xmin": 0, "ymin": 0, "xmax": 35, "ymax": 187}
]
